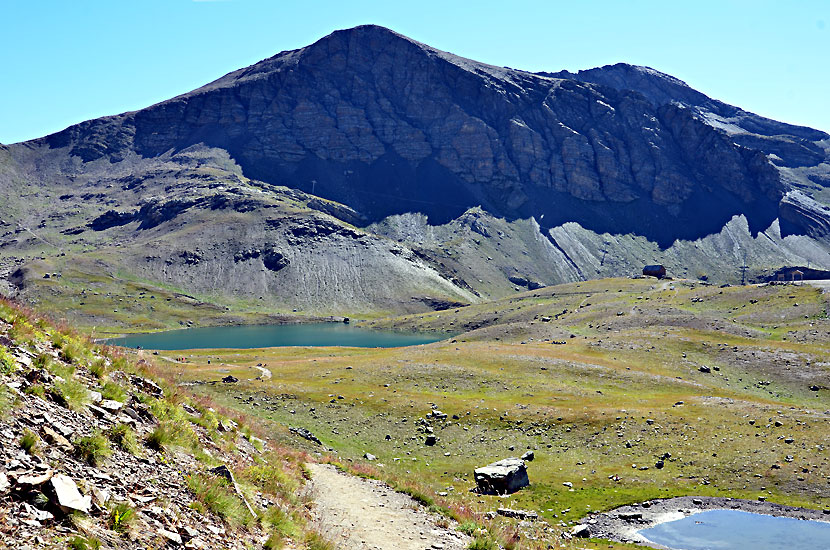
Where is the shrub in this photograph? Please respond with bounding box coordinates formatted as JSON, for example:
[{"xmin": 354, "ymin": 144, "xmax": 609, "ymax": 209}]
[
  {"xmin": 74, "ymin": 431, "xmax": 111, "ymax": 466},
  {"xmin": 107, "ymin": 423, "xmax": 138, "ymax": 454},
  {"xmin": 20, "ymin": 429, "xmax": 39, "ymax": 455},
  {"xmin": 108, "ymin": 502, "xmax": 135, "ymax": 534}
]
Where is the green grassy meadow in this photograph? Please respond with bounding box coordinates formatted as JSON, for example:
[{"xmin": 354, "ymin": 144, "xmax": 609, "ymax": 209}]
[{"xmin": 147, "ymin": 278, "xmax": 829, "ymax": 548}]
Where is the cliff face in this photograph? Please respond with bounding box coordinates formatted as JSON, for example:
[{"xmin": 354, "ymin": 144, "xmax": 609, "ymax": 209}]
[{"xmin": 39, "ymin": 25, "xmax": 788, "ymax": 245}]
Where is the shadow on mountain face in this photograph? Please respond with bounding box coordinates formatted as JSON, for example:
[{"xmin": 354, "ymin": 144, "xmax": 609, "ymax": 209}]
[{"xmin": 234, "ymin": 149, "xmax": 781, "ymax": 248}]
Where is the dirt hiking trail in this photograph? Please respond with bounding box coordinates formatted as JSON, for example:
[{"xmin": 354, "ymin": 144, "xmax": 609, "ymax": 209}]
[{"xmin": 306, "ymin": 463, "xmax": 470, "ymax": 550}]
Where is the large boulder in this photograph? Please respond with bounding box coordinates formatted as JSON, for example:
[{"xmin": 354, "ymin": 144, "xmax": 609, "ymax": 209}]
[{"xmin": 474, "ymin": 458, "xmax": 529, "ymax": 494}]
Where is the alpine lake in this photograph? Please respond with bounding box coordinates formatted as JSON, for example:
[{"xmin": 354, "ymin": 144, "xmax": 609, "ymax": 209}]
[
  {"xmin": 639, "ymin": 509, "xmax": 830, "ymax": 550},
  {"xmin": 105, "ymin": 322, "xmax": 449, "ymax": 350}
]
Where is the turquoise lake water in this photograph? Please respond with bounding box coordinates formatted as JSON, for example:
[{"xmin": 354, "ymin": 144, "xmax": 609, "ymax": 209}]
[
  {"xmin": 639, "ymin": 509, "xmax": 830, "ymax": 550},
  {"xmin": 105, "ymin": 323, "xmax": 447, "ymax": 350}
]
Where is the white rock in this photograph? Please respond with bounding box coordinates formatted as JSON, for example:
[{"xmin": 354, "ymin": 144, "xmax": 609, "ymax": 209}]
[
  {"xmin": 158, "ymin": 528, "xmax": 183, "ymax": 545},
  {"xmin": 50, "ymin": 474, "xmax": 91, "ymax": 513},
  {"xmin": 99, "ymin": 399, "xmax": 124, "ymax": 412}
]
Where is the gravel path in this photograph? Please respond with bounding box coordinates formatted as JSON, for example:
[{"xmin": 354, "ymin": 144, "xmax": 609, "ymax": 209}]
[{"xmin": 306, "ymin": 464, "xmax": 470, "ymax": 550}]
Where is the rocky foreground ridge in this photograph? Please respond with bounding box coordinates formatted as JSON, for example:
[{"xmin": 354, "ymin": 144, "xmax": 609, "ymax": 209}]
[
  {"xmin": 0, "ymin": 297, "xmax": 323, "ymax": 549},
  {"xmin": 2, "ymin": 25, "xmax": 830, "ymax": 326}
]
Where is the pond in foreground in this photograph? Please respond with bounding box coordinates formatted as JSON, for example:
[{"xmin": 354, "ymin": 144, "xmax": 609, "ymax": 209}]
[
  {"xmin": 639, "ymin": 509, "xmax": 830, "ymax": 550},
  {"xmin": 105, "ymin": 323, "xmax": 448, "ymax": 350}
]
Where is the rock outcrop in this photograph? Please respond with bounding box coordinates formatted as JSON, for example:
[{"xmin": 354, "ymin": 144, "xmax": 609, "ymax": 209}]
[{"xmin": 474, "ymin": 457, "xmax": 530, "ymax": 495}]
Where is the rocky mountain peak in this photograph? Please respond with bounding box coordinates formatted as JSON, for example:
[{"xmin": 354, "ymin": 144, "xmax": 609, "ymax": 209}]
[{"xmin": 3, "ymin": 25, "xmax": 829, "ymax": 312}]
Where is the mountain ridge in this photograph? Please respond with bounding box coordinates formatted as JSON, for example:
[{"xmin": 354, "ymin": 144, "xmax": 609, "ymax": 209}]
[{"xmin": 2, "ymin": 25, "xmax": 830, "ymax": 328}]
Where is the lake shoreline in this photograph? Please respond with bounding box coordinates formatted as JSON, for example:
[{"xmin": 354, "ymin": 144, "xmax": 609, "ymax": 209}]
[{"xmin": 577, "ymin": 495, "xmax": 830, "ymax": 547}]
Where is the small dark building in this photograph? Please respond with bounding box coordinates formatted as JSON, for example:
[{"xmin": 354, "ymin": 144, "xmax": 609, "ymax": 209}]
[{"xmin": 643, "ymin": 265, "xmax": 667, "ymax": 278}]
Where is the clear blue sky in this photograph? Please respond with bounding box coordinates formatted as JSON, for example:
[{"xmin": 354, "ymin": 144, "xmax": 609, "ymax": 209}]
[{"xmin": 1, "ymin": 0, "xmax": 828, "ymax": 144}]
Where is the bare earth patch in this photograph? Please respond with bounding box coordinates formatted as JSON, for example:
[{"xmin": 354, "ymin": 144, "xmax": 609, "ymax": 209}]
[{"xmin": 306, "ymin": 463, "xmax": 470, "ymax": 550}]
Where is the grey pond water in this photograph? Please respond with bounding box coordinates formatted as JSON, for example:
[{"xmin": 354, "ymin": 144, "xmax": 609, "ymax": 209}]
[
  {"xmin": 639, "ymin": 509, "xmax": 830, "ymax": 550},
  {"xmin": 105, "ymin": 323, "xmax": 447, "ymax": 350}
]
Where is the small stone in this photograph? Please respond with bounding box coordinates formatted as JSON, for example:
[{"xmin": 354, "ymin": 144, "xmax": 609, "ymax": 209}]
[
  {"xmin": 41, "ymin": 425, "xmax": 73, "ymax": 452},
  {"xmin": 497, "ymin": 508, "xmax": 538, "ymax": 520},
  {"xmin": 158, "ymin": 528, "xmax": 183, "ymax": 545},
  {"xmin": 14, "ymin": 469, "xmax": 54, "ymax": 487},
  {"xmin": 99, "ymin": 399, "xmax": 124, "ymax": 412}
]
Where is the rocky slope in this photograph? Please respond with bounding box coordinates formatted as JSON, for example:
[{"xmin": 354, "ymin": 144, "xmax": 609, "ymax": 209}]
[
  {"xmin": 2, "ymin": 25, "xmax": 830, "ymax": 326},
  {"xmin": 0, "ymin": 297, "xmax": 321, "ymax": 549}
]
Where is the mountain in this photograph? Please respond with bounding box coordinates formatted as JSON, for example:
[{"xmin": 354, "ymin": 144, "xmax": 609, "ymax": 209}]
[{"xmin": 2, "ymin": 25, "xmax": 830, "ymax": 329}]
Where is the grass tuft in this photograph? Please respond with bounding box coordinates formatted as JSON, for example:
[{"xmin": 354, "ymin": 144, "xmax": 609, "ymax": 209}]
[
  {"xmin": 54, "ymin": 378, "xmax": 90, "ymax": 411},
  {"xmin": 20, "ymin": 428, "xmax": 40, "ymax": 455},
  {"xmin": 107, "ymin": 423, "xmax": 138, "ymax": 454},
  {"xmin": 186, "ymin": 473, "xmax": 253, "ymax": 527},
  {"xmin": 100, "ymin": 381, "xmax": 127, "ymax": 402},
  {"xmin": 67, "ymin": 535, "xmax": 102, "ymax": 550},
  {"xmin": 74, "ymin": 431, "xmax": 112, "ymax": 466},
  {"xmin": 467, "ymin": 536, "xmax": 498, "ymax": 550},
  {"xmin": 262, "ymin": 506, "xmax": 298, "ymax": 549},
  {"xmin": 0, "ymin": 345, "xmax": 15, "ymax": 374},
  {"xmin": 107, "ymin": 502, "xmax": 135, "ymax": 534},
  {"xmin": 303, "ymin": 531, "xmax": 335, "ymax": 550}
]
